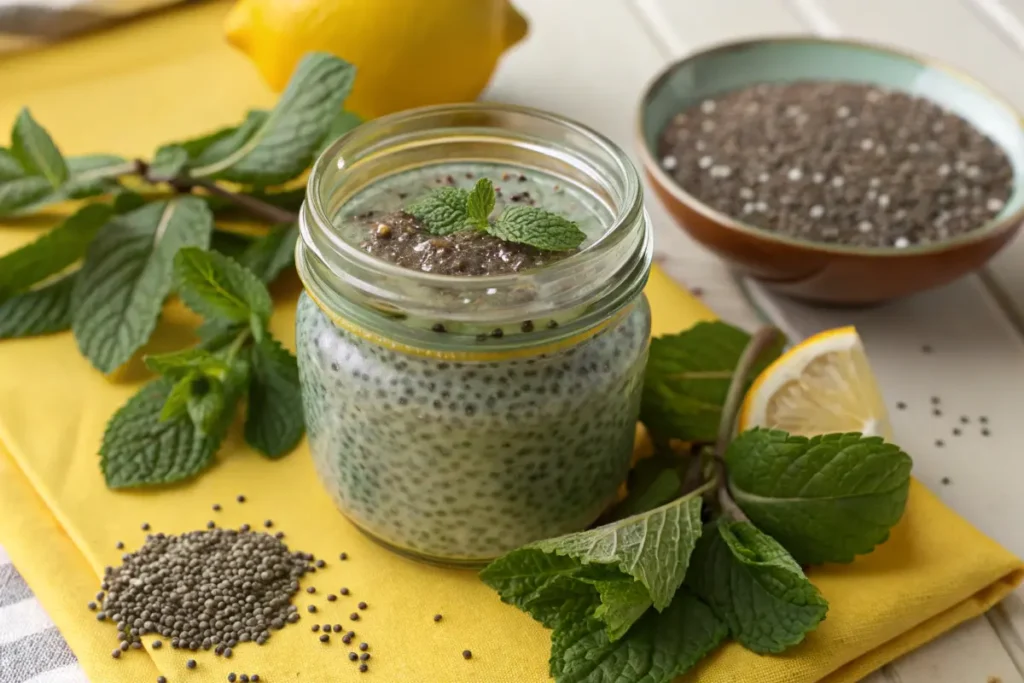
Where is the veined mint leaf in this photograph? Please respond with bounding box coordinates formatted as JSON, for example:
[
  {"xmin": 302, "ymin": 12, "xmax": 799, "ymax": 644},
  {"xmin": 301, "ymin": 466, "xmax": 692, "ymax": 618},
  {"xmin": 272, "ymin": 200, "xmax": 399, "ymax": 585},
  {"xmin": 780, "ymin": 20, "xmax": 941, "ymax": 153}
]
[
  {"xmin": 160, "ymin": 374, "xmax": 196, "ymax": 422},
  {"xmin": 189, "ymin": 111, "xmax": 268, "ymax": 168},
  {"xmin": 482, "ymin": 493, "xmax": 704, "ymax": 642},
  {"xmin": 0, "ymin": 148, "xmax": 25, "ymax": 181},
  {"xmin": 531, "ymin": 493, "xmax": 703, "ymax": 610},
  {"xmin": 551, "ymin": 590, "xmax": 727, "ymax": 683},
  {"xmin": 173, "ymin": 248, "xmax": 274, "ymax": 326},
  {"xmin": 0, "ymin": 176, "xmax": 52, "ymax": 215},
  {"xmin": 113, "ymin": 190, "xmax": 146, "ymax": 214},
  {"xmin": 687, "ymin": 521, "xmax": 828, "ymax": 653},
  {"xmin": 316, "ymin": 110, "xmax": 363, "ymax": 155},
  {"xmin": 187, "ymin": 376, "xmax": 227, "ymax": 435},
  {"xmin": 145, "ymin": 348, "xmax": 230, "ymax": 380},
  {"xmin": 72, "ymin": 198, "xmax": 214, "ymax": 373},
  {"xmin": 488, "ymin": 205, "xmax": 586, "ymax": 251},
  {"xmin": 236, "ymin": 224, "xmax": 299, "ymax": 284},
  {"xmin": 0, "ymin": 204, "xmax": 112, "ymax": 298},
  {"xmin": 466, "ymin": 178, "xmax": 495, "ymax": 228},
  {"xmin": 189, "ymin": 54, "xmax": 356, "ymax": 185},
  {"xmin": 610, "ymin": 468, "xmax": 682, "ymax": 520},
  {"xmin": 640, "ymin": 322, "xmax": 784, "ymax": 443},
  {"xmin": 210, "ymin": 231, "xmax": 254, "ymax": 259},
  {"xmin": 245, "ymin": 336, "xmax": 304, "ymax": 458},
  {"xmin": 407, "ymin": 187, "xmax": 469, "ymax": 235},
  {"xmin": 0, "ymin": 271, "xmax": 76, "ymax": 339},
  {"xmin": 726, "ymin": 429, "xmax": 913, "ymax": 564},
  {"xmin": 11, "ymin": 109, "xmax": 67, "ymax": 188},
  {"xmin": 149, "ymin": 145, "xmax": 189, "ymax": 180},
  {"xmin": 101, "ymin": 378, "xmax": 224, "ymax": 488}
]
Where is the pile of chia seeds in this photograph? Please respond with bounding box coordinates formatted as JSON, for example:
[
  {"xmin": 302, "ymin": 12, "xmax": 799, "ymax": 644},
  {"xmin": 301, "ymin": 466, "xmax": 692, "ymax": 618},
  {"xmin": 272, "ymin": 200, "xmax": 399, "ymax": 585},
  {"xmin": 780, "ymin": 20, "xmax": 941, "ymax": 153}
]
[
  {"xmin": 657, "ymin": 81, "xmax": 1014, "ymax": 247},
  {"xmin": 359, "ymin": 210, "xmax": 573, "ymax": 276},
  {"xmin": 95, "ymin": 528, "xmax": 308, "ymax": 658}
]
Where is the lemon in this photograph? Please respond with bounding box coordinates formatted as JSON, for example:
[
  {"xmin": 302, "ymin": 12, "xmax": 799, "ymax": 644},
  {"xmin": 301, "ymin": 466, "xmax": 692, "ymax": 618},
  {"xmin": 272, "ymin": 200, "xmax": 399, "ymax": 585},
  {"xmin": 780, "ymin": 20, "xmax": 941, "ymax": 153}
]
[
  {"xmin": 224, "ymin": 0, "xmax": 529, "ymax": 119},
  {"xmin": 738, "ymin": 326, "xmax": 893, "ymax": 439}
]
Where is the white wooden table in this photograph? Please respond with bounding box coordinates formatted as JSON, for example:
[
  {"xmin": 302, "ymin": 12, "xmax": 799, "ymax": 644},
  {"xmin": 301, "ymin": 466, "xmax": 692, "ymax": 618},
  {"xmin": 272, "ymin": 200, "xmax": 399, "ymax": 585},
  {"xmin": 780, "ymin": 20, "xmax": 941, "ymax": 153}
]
[
  {"xmin": 484, "ymin": 0, "xmax": 1024, "ymax": 680},
  {"xmin": 3, "ymin": 1, "xmax": 1024, "ymax": 681}
]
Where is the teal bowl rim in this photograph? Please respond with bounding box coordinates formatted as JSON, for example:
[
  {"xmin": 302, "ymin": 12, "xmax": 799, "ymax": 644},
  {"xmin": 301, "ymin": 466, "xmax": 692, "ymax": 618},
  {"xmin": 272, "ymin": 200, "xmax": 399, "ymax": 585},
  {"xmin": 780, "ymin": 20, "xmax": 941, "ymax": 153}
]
[{"xmin": 635, "ymin": 35, "xmax": 1024, "ymax": 258}]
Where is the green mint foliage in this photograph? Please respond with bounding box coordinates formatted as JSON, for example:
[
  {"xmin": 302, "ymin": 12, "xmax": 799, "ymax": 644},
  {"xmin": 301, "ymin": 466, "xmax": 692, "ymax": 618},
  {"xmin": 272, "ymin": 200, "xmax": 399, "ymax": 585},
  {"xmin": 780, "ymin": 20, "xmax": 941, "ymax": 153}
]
[
  {"xmin": 726, "ymin": 429, "xmax": 912, "ymax": 565},
  {"xmin": 149, "ymin": 145, "xmax": 189, "ymax": 180},
  {"xmin": 0, "ymin": 272, "xmax": 77, "ymax": 339},
  {"xmin": 0, "ymin": 176, "xmax": 52, "ymax": 215},
  {"xmin": 488, "ymin": 205, "xmax": 587, "ymax": 251},
  {"xmin": 0, "ymin": 148, "xmax": 23, "ymax": 181},
  {"xmin": 550, "ymin": 591, "xmax": 727, "ymax": 683},
  {"xmin": 101, "ymin": 378, "xmax": 224, "ymax": 488},
  {"xmin": 687, "ymin": 521, "xmax": 828, "ymax": 654},
  {"xmin": 407, "ymin": 187, "xmax": 470, "ymax": 236},
  {"xmin": 187, "ymin": 375, "xmax": 228, "ymax": 436},
  {"xmin": 188, "ymin": 111, "xmax": 268, "ymax": 168},
  {"xmin": 245, "ymin": 337, "xmax": 304, "ymax": 458},
  {"xmin": 640, "ymin": 321, "xmax": 784, "ymax": 444},
  {"xmin": 160, "ymin": 373, "xmax": 196, "ymax": 422},
  {"xmin": 0, "ymin": 204, "xmax": 112, "ymax": 298},
  {"xmin": 481, "ymin": 552, "xmax": 603, "ymax": 631},
  {"xmin": 145, "ymin": 348, "xmax": 230, "ymax": 380},
  {"xmin": 63, "ymin": 155, "xmax": 129, "ymax": 198},
  {"xmin": 235, "ymin": 224, "xmax": 299, "ymax": 284},
  {"xmin": 610, "ymin": 468, "xmax": 682, "ymax": 520},
  {"xmin": 173, "ymin": 248, "xmax": 273, "ymax": 327},
  {"xmin": 11, "ymin": 109, "xmax": 67, "ymax": 188},
  {"xmin": 112, "ymin": 189, "xmax": 146, "ymax": 214},
  {"xmin": 189, "ymin": 53, "xmax": 356, "ymax": 186},
  {"xmin": 466, "ymin": 178, "xmax": 495, "ymax": 229},
  {"xmin": 317, "ymin": 110, "xmax": 363, "ymax": 156},
  {"xmin": 586, "ymin": 577, "xmax": 653, "ymax": 642},
  {"xmin": 72, "ymin": 198, "xmax": 214, "ymax": 373}
]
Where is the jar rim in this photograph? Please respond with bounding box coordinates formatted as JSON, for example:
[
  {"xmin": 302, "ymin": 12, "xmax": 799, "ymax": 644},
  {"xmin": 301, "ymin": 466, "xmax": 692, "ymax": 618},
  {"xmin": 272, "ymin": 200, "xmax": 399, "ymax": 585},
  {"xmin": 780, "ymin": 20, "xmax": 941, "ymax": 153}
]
[{"xmin": 297, "ymin": 102, "xmax": 652, "ymax": 341}]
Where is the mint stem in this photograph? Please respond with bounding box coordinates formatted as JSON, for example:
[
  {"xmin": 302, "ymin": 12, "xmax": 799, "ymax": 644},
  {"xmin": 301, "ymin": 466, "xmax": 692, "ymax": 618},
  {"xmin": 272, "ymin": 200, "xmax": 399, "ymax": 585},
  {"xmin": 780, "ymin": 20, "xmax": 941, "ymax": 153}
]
[{"xmin": 715, "ymin": 326, "xmax": 783, "ymax": 521}]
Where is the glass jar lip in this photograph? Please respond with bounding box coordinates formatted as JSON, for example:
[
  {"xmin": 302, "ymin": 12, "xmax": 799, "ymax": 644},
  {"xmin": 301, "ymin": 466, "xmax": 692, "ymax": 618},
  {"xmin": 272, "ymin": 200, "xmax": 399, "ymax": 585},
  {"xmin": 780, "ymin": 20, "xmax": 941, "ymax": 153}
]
[{"xmin": 302, "ymin": 102, "xmax": 644, "ymax": 288}]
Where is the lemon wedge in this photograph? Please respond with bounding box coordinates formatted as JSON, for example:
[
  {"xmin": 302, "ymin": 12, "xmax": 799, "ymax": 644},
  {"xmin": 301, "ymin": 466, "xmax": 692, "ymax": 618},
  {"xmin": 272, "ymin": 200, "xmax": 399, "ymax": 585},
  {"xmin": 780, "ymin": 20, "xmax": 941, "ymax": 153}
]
[{"xmin": 738, "ymin": 326, "xmax": 893, "ymax": 439}]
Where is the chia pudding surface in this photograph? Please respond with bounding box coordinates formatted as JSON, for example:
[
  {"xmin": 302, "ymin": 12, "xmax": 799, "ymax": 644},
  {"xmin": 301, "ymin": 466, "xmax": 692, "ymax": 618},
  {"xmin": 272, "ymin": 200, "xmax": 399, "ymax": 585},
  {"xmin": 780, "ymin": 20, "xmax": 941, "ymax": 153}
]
[
  {"xmin": 297, "ymin": 162, "xmax": 649, "ymax": 562},
  {"xmin": 657, "ymin": 81, "xmax": 1015, "ymax": 248},
  {"xmin": 297, "ymin": 293, "xmax": 651, "ymax": 562}
]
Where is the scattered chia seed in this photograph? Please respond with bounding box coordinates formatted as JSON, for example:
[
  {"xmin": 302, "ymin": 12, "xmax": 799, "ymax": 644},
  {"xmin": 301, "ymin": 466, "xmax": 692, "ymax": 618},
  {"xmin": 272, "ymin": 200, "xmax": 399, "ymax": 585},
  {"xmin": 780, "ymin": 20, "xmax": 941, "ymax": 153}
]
[
  {"xmin": 186, "ymin": 659, "xmax": 196, "ymax": 669},
  {"xmin": 308, "ymin": 605, "xmax": 317, "ymax": 613},
  {"xmin": 224, "ymin": 647, "xmax": 233, "ymax": 658},
  {"xmin": 207, "ymin": 521, "xmax": 215, "ymax": 529},
  {"xmin": 980, "ymin": 416, "xmax": 989, "ymax": 424},
  {"xmin": 359, "ymin": 664, "xmax": 368, "ymax": 673},
  {"xmin": 306, "ymin": 587, "xmax": 316, "ymax": 594},
  {"xmin": 158, "ymin": 677, "xmax": 167, "ymax": 683},
  {"xmin": 274, "ymin": 532, "xmax": 285, "ymax": 540},
  {"xmin": 264, "ymin": 520, "xmax": 273, "ymax": 528},
  {"xmin": 339, "ymin": 553, "xmax": 348, "ymax": 561},
  {"xmin": 941, "ymin": 476, "xmax": 952, "ymax": 485},
  {"xmin": 327, "ymin": 594, "xmax": 337, "ymax": 602},
  {"xmin": 315, "ymin": 560, "xmax": 326, "ymax": 568},
  {"xmin": 340, "ymin": 587, "xmax": 349, "ymax": 595},
  {"xmin": 342, "ymin": 634, "xmax": 353, "ymax": 645},
  {"xmin": 933, "ymin": 409, "xmax": 942, "ymax": 417},
  {"xmin": 359, "ymin": 642, "xmax": 369, "ymax": 651},
  {"xmin": 936, "ymin": 439, "xmax": 945, "ymax": 447},
  {"xmin": 350, "ymin": 612, "xmax": 360, "ymax": 621},
  {"xmin": 358, "ymin": 602, "xmax": 367, "ymax": 610},
  {"xmin": 931, "ymin": 396, "xmax": 941, "ymax": 404},
  {"xmin": 228, "ymin": 675, "xmax": 237, "ymax": 682},
  {"xmin": 349, "ymin": 652, "xmax": 358, "ymax": 662},
  {"xmin": 361, "ymin": 653, "xmax": 370, "ymax": 661},
  {"xmin": 87, "ymin": 601, "xmax": 97, "ymax": 610},
  {"xmin": 239, "ymin": 676, "xmax": 248, "ymax": 683},
  {"xmin": 141, "ymin": 523, "xmax": 150, "ymax": 531},
  {"xmin": 462, "ymin": 650, "xmax": 473, "ymax": 660},
  {"xmin": 240, "ymin": 524, "xmax": 250, "ymax": 532},
  {"xmin": 213, "ymin": 504, "xmax": 221, "ymax": 511},
  {"xmin": 433, "ymin": 614, "xmax": 442, "ymax": 622},
  {"xmin": 252, "ymin": 677, "xmax": 260, "ymax": 682},
  {"xmin": 896, "ymin": 401, "xmax": 906, "ymax": 410},
  {"xmin": 153, "ymin": 640, "xmax": 162, "ymax": 649},
  {"xmin": 93, "ymin": 529, "xmax": 308, "ymax": 655},
  {"xmin": 319, "ymin": 634, "xmax": 330, "ymax": 643},
  {"xmin": 333, "ymin": 624, "xmax": 342, "ymax": 633},
  {"xmin": 116, "ymin": 541, "xmax": 124, "ymax": 549},
  {"xmin": 658, "ymin": 82, "xmax": 1013, "ymax": 247},
  {"xmin": 982, "ymin": 428, "xmax": 991, "ymax": 436},
  {"xmin": 237, "ymin": 495, "xmax": 246, "ymax": 503},
  {"xmin": 961, "ymin": 416, "xmax": 970, "ymax": 424},
  {"xmin": 953, "ymin": 428, "xmax": 962, "ymax": 436},
  {"xmin": 111, "ymin": 650, "xmax": 121, "ymax": 659},
  {"xmin": 312, "ymin": 625, "xmax": 320, "ymax": 632}
]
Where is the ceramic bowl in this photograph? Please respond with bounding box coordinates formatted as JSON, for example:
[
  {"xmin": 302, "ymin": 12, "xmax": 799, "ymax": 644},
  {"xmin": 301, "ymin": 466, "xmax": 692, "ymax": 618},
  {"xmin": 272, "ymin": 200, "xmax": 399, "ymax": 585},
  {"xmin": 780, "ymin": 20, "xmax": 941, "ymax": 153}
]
[{"xmin": 636, "ymin": 36, "xmax": 1024, "ymax": 305}]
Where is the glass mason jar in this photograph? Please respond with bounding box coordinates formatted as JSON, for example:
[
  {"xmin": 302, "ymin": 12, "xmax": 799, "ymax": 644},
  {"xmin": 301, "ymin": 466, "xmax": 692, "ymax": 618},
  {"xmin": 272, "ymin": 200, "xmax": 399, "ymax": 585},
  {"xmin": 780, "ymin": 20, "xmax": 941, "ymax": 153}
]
[{"xmin": 296, "ymin": 104, "xmax": 653, "ymax": 565}]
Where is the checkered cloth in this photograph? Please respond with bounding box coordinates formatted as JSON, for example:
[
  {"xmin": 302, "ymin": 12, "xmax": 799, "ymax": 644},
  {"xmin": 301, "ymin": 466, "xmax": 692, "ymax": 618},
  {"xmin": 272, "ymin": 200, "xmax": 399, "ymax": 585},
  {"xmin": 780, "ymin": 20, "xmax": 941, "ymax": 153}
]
[
  {"xmin": 0, "ymin": 0, "xmax": 186, "ymax": 54},
  {"xmin": 0, "ymin": 546, "xmax": 86, "ymax": 682}
]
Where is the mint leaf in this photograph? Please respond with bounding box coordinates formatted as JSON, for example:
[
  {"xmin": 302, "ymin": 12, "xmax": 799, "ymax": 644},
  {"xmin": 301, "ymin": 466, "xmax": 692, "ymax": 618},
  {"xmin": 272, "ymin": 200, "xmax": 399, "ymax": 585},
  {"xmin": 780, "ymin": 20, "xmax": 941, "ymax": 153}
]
[
  {"xmin": 551, "ymin": 590, "xmax": 727, "ymax": 683},
  {"xmin": 72, "ymin": 198, "xmax": 214, "ymax": 373},
  {"xmin": 482, "ymin": 492, "xmax": 704, "ymax": 642},
  {"xmin": 610, "ymin": 468, "xmax": 682, "ymax": 520},
  {"xmin": 0, "ymin": 204, "xmax": 112, "ymax": 298},
  {"xmin": 145, "ymin": 348, "xmax": 230, "ymax": 380},
  {"xmin": 0, "ymin": 176, "xmax": 52, "ymax": 215},
  {"xmin": 63, "ymin": 154, "xmax": 129, "ymax": 198},
  {"xmin": 726, "ymin": 429, "xmax": 913, "ymax": 564},
  {"xmin": 0, "ymin": 148, "xmax": 24, "ymax": 181},
  {"xmin": 687, "ymin": 521, "xmax": 828, "ymax": 653},
  {"xmin": 173, "ymin": 248, "xmax": 274, "ymax": 326},
  {"xmin": 101, "ymin": 378, "xmax": 224, "ymax": 488},
  {"xmin": 11, "ymin": 109, "xmax": 67, "ymax": 187},
  {"xmin": 317, "ymin": 110, "xmax": 363, "ymax": 155},
  {"xmin": 113, "ymin": 190, "xmax": 146, "ymax": 214},
  {"xmin": 187, "ymin": 376, "xmax": 228, "ymax": 435},
  {"xmin": 189, "ymin": 54, "xmax": 356, "ymax": 185},
  {"xmin": 160, "ymin": 374, "xmax": 196, "ymax": 422},
  {"xmin": 407, "ymin": 187, "xmax": 469, "ymax": 235},
  {"xmin": 466, "ymin": 178, "xmax": 495, "ymax": 228},
  {"xmin": 640, "ymin": 322, "xmax": 784, "ymax": 443},
  {"xmin": 189, "ymin": 111, "xmax": 268, "ymax": 168},
  {"xmin": 236, "ymin": 224, "xmax": 299, "ymax": 284},
  {"xmin": 0, "ymin": 271, "xmax": 76, "ymax": 339},
  {"xmin": 488, "ymin": 205, "xmax": 586, "ymax": 251},
  {"xmin": 245, "ymin": 337, "xmax": 304, "ymax": 458},
  {"xmin": 149, "ymin": 145, "xmax": 189, "ymax": 180}
]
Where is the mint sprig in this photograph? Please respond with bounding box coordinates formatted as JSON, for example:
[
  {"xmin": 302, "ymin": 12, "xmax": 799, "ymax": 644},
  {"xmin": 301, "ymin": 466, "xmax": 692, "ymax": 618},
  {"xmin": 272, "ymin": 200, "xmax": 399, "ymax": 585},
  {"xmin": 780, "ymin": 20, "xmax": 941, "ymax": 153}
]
[
  {"xmin": 484, "ymin": 321, "xmax": 913, "ymax": 683},
  {"xmin": 406, "ymin": 177, "xmax": 587, "ymax": 251},
  {"xmin": 0, "ymin": 52, "xmax": 357, "ymax": 488}
]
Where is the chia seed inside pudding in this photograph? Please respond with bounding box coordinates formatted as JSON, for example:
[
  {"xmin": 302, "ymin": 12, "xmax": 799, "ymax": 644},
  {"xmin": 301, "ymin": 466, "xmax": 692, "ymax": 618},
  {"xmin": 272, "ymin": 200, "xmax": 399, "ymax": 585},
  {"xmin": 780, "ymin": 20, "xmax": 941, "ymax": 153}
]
[{"xmin": 297, "ymin": 162, "xmax": 651, "ymax": 563}]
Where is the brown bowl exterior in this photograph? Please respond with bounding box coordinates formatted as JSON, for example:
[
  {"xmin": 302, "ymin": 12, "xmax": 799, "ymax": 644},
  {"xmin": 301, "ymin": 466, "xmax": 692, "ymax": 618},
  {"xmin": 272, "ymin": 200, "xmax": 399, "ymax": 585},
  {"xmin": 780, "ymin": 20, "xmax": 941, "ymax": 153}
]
[{"xmin": 647, "ymin": 171, "xmax": 1023, "ymax": 305}]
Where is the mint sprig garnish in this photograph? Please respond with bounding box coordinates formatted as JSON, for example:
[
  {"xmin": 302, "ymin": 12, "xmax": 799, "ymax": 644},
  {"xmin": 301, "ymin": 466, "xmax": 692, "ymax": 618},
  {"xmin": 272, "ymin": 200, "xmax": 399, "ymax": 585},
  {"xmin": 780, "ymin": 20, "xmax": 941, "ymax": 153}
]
[
  {"xmin": 406, "ymin": 177, "xmax": 587, "ymax": 251},
  {"xmin": 1, "ymin": 52, "xmax": 355, "ymax": 487},
  {"xmin": 484, "ymin": 321, "xmax": 913, "ymax": 683}
]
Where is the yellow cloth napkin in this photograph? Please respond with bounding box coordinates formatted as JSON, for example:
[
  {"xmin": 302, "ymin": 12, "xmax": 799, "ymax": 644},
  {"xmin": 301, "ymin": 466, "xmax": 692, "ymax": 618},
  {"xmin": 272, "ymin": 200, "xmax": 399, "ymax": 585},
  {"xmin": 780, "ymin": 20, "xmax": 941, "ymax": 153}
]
[{"xmin": 0, "ymin": 3, "xmax": 1022, "ymax": 681}]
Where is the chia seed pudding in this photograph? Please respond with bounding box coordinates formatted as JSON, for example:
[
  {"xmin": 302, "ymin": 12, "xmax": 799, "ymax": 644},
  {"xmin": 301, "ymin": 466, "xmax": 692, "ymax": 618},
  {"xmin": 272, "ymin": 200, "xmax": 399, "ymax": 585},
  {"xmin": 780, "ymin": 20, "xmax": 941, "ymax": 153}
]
[
  {"xmin": 296, "ymin": 105, "xmax": 653, "ymax": 564},
  {"xmin": 657, "ymin": 81, "xmax": 1014, "ymax": 247}
]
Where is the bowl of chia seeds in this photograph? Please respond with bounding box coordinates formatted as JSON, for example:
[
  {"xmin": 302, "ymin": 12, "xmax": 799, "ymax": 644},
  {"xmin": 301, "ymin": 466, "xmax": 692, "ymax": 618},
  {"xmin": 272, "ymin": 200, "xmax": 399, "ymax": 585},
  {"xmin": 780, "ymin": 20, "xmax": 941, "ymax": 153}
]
[{"xmin": 637, "ymin": 36, "xmax": 1024, "ymax": 304}]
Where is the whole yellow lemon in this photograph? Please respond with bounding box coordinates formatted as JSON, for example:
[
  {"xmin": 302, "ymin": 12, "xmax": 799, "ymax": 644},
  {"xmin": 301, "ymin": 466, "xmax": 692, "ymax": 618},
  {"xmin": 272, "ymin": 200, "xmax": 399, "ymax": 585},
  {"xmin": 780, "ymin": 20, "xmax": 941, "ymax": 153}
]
[{"xmin": 224, "ymin": 0, "xmax": 529, "ymax": 119}]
